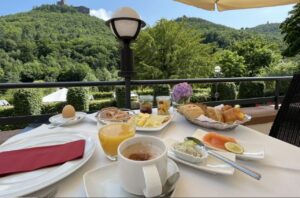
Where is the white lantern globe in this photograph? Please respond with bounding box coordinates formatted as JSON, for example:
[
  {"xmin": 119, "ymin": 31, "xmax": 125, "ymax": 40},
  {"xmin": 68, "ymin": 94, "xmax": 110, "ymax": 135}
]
[
  {"xmin": 106, "ymin": 7, "xmax": 146, "ymax": 40},
  {"xmin": 214, "ymin": 66, "xmax": 221, "ymax": 73}
]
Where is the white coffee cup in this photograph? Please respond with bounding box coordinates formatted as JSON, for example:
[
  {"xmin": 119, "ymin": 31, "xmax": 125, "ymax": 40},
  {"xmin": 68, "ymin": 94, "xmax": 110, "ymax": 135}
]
[{"xmin": 118, "ymin": 136, "xmax": 168, "ymax": 197}]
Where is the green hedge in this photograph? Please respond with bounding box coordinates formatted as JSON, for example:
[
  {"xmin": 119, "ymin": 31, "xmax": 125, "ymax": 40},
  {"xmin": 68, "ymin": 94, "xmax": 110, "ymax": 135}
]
[
  {"xmin": 41, "ymin": 102, "xmax": 66, "ymax": 114},
  {"xmin": 211, "ymin": 82, "xmax": 237, "ymax": 100},
  {"xmin": 278, "ymin": 80, "xmax": 291, "ymax": 95},
  {"xmin": 153, "ymin": 85, "xmax": 170, "ymax": 97},
  {"xmin": 190, "ymin": 92, "xmax": 210, "ymax": 103},
  {"xmin": 92, "ymin": 92, "xmax": 114, "ymax": 100},
  {"xmin": 89, "ymin": 99, "xmax": 116, "ymax": 112},
  {"xmin": 13, "ymin": 89, "xmax": 42, "ymax": 116},
  {"xmin": 264, "ymin": 88, "xmax": 275, "ymax": 97},
  {"xmin": 135, "ymin": 89, "xmax": 154, "ymax": 96},
  {"xmin": 115, "ymin": 86, "xmax": 126, "ymax": 108},
  {"xmin": 238, "ymin": 82, "xmax": 265, "ymax": 99},
  {"xmin": 67, "ymin": 87, "xmax": 89, "ymax": 111},
  {"xmin": 0, "ymin": 106, "xmax": 14, "ymax": 117},
  {"xmin": 193, "ymin": 88, "xmax": 211, "ymax": 94},
  {"xmin": 153, "ymin": 85, "xmax": 170, "ymax": 105}
]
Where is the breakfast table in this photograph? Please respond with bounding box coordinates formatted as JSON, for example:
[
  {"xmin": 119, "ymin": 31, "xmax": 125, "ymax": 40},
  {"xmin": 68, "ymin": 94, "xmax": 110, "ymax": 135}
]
[{"xmin": 2, "ymin": 110, "xmax": 300, "ymax": 197}]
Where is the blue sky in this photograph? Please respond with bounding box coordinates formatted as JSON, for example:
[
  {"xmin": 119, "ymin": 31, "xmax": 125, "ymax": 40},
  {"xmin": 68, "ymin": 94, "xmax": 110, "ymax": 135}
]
[{"xmin": 0, "ymin": 0, "xmax": 295, "ymax": 29}]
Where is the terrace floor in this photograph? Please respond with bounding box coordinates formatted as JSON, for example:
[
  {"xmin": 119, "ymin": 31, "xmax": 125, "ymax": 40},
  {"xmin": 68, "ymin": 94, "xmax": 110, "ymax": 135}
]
[{"xmin": 243, "ymin": 105, "xmax": 278, "ymax": 135}]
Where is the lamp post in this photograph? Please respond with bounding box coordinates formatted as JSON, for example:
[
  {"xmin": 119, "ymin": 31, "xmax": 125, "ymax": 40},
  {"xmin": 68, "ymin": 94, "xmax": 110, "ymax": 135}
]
[
  {"xmin": 214, "ymin": 66, "xmax": 222, "ymax": 101},
  {"xmin": 106, "ymin": 7, "xmax": 146, "ymax": 109}
]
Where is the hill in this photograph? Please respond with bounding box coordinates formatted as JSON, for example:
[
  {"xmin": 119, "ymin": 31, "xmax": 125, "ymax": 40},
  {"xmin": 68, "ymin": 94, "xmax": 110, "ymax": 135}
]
[
  {"xmin": 176, "ymin": 16, "xmax": 234, "ymax": 32},
  {"xmin": 0, "ymin": 5, "xmax": 285, "ymax": 84},
  {"xmin": 0, "ymin": 4, "xmax": 119, "ymax": 83},
  {"xmin": 246, "ymin": 23, "xmax": 282, "ymax": 39},
  {"xmin": 176, "ymin": 16, "xmax": 283, "ymax": 48}
]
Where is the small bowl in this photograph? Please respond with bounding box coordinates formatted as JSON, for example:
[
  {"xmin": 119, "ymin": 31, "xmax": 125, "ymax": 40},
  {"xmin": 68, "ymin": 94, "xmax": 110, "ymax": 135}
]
[{"xmin": 171, "ymin": 143, "xmax": 208, "ymax": 164}]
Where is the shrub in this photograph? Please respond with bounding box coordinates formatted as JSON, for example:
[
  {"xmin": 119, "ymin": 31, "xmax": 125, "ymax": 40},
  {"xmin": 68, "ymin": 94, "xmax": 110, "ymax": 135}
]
[
  {"xmin": 115, "ymin": 86, "xmax": 126, "ymax": 108},
  {"xmin": 153, "ymin": 85, "xmax": 170, "ymax": 97},
  {"xmin": 135, "ymin": 89, "xmax": 154, "ymax": 96},
  {"xmin": 153, "ymin": 85, "xmax": 170, "ymax": 105},
  {"xmin": 13, "ymin": 89, "xmax": 42, "ymax": 116},
  {"xmin": 264, "ymin": 89, "xmax": 275, "ymax": 97},
  {"xmin": 259, "ymin": 61, "xmax": 298, "ymax": 95},
  {"xmin": 67, "ymin": 87, "xmax": 89, "ymax": 111},
  {"xmin": 92, "ymin": 92, "xmax": 114, "ymax": 100},
  {"xmin": 238, "ymin": 82, "xmax": 265, "ymax": 99},
  {"xmin": 190, "ymin": 92, "xmax": 210, "ymax": 103},
  {"xmin": 211, "ymin": 82, "xmax": 236, "ymax": 100},
  {"xmin": 0, "ymin": 106, "xmax": 14, "ymax": 117},
  {"xmin": 89, "ymin": 99, "xmax": 116, "ymax": 112},
  {"xmin": 193, "ymin": 88, "xmax": 211, "ymax": 94},
  {"xmin": 41, "ymin": 102, "xmax": 66, "ymax": 114}
]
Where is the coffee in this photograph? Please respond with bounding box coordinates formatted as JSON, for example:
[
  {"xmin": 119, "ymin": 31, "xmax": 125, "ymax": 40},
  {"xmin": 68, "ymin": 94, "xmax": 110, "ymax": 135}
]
[{"xmin": 122, "ymin": 143, "xmax": 162, "ymax": 161}]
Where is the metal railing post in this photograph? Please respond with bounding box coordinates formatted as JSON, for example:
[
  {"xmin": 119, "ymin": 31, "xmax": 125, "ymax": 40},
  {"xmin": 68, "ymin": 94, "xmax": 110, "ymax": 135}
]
[
  {"xmin": 275, "ymin": 80, "xmax": 279, "ymax": 110},
  {"xmin": 125, "ymin": 76, "xmax": 131, "ymax": 109}
]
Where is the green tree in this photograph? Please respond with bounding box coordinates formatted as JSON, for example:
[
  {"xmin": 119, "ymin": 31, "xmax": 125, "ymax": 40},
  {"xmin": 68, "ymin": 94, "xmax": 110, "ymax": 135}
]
[
  {"xmin": 0, "ymin": 67, "xmax": 4, "ymax": 79},
  {"xmin": 280, "ymin": 3, "xmax": 300, "ymax": 56},
  {"xmin": 231, "ymin": 38, "xmax": 280, "ymax": 76},
  {"xmin": 259, "ymin": 60, "xmax": 299, "ymax": 94},
  {"xmin": 20, "ymin": 61, "xmax": 45, "ymax": 82},
  {"xmin": 133, "ymin": 19, "xmax": 214, "ymax": 79},
  {"xmin": 57, "ymin": 63, "xmax": 93, "ymax": 81},
  {"xmin": 215, "ymin": 50, "xmax": 246, "ymax": 77}
]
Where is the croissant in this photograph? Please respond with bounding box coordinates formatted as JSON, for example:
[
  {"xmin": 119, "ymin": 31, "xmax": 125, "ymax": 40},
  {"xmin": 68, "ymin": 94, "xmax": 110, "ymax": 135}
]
[
  {"xmin": 223, "ymin": 108, "xmax": 245, "ymax": 123},
  {"xmin": 205, "ymin": 107, "xmax": 224, "ymax": 122}
]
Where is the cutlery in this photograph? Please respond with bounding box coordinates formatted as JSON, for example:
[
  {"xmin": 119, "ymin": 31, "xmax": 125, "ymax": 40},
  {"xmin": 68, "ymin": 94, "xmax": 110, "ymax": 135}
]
[
  {"xmin": 159, "ymin": 172, "xmax": 180, "ymax": 197},
  {"xmin": 48, "ymin": 116, "xmax": 81, "ymax": 129},
  {"xmin": 185, "ymin": 137, "xmax": 262, "ymax": 180}
]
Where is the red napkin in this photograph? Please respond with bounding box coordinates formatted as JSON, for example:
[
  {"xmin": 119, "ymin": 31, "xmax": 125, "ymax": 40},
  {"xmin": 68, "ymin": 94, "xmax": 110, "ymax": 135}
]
[{"xmin": 0, "ymin": 139, "xmax": 85, "ymax": 177}]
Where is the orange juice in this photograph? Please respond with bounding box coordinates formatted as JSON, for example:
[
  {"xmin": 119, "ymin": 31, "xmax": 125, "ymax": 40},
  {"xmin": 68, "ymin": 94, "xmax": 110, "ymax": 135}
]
[{"xmin": 99, "ymin": 123, "xmax": 135, "ymax": 158}]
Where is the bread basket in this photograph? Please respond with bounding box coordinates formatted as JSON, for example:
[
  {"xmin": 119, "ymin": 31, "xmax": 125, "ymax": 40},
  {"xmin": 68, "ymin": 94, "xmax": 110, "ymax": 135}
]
[
  {"xmin": 177, "ymin": 103, "xmax": 251, "ymax": 130},
  {"xmin": 185, "ymin": 114, "xmax": 251, "ymax": 130}
]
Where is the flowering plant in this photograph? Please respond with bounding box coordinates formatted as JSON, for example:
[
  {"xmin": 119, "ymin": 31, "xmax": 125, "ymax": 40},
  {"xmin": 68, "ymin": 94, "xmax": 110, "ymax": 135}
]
[{"xmin": 171, "ymin": 82, "xmax": 193, "ymax": 103}]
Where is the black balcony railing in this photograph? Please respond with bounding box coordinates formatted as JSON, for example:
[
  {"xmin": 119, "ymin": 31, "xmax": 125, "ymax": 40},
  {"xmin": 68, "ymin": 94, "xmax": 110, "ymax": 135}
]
[{"xmin": 0, "ymin": 76, "xmax": 292, "ymax": 126}]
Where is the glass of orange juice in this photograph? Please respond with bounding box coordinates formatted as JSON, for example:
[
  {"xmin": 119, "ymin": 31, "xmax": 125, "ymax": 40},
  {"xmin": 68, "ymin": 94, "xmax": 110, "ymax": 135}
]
[{"xmin": 98, "ymin": 117, "xmax": 135, "ymax": 161}]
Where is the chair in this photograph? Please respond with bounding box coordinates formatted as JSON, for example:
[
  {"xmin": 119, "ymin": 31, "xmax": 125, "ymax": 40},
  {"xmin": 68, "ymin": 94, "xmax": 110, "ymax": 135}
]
[{"xmin": 269, "ymin": 73, "xmax": 300, "ymax": 147}]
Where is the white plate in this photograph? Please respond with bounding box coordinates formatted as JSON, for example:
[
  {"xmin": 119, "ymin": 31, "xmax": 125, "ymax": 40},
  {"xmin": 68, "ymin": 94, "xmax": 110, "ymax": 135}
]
[
  {"xmin": 0, "ymin": 132, "xmax": 95, "ymax": 197},
  {"xmin": 136, "ymin": 114, "xmax": 174, "ymax": 132},
  {"xmin": 83, "ymin": 159, "xmax": 179, "ymax": 197},
  {"xmin": 193, "ymin": 129, "xmax": 265, "ymax": 160},
  {"xmin": 164, "ymin": 138, "xmax": 235, "ymax": 175},
  {"xmin": 49, "ymin": 112, "xmax": 87, "ymax": 126},
  {"xmin": 87, "ymin": 112, "xmax": 174, "ymax": 132}
]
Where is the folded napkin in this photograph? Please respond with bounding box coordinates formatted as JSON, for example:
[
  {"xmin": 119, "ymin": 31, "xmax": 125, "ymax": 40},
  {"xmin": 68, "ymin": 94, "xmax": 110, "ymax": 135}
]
[
  {"xmin": 196, "ymin": 114, "xmax": 219, "ymax": 123},
  {"xmin": 0, "ymin": 139, "xmax": 85, "ymax": 177}
]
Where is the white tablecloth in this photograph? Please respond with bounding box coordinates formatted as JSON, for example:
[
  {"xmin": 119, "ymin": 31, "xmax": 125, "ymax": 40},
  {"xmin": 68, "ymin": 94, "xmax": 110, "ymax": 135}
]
[{"xmin": 3, "ymin": 111, "xmax": 300, "ymax": 197}]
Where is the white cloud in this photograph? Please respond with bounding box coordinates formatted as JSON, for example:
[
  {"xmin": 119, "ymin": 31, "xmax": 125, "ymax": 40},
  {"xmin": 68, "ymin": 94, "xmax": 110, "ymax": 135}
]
[{"xmin": 90, "ymin": 8, "xmax": 111, "ymax": 21}]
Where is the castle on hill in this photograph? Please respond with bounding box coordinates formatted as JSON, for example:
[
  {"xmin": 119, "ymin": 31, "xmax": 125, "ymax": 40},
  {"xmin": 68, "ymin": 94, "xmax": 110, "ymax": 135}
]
[{"xmin": 57, "ymin": 0, "xmax": 90, "ymax": 14}]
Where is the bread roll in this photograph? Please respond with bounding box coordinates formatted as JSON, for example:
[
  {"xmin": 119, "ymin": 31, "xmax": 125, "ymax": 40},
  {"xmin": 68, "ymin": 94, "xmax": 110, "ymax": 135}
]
[
  {"xmin": 205, "ymin": 107, "xmax": 224, "ymax": 122},
  {"xmin": 178, "ymin": 104, "xmax": 205, "ymax": 120}
]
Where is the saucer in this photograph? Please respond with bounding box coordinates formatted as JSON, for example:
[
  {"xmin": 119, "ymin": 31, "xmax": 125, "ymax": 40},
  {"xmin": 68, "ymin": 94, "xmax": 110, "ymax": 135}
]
[
  {"xmin": 49, "ymin": 112, "xmax": 86, "ymax": 126},
  {"xmin": 164, "ymin": 138, "xmax": 235, "ymax": 175},
  {"xmin": 83, "ymin": 159, "xmax": 179, "ymax": 197}
]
